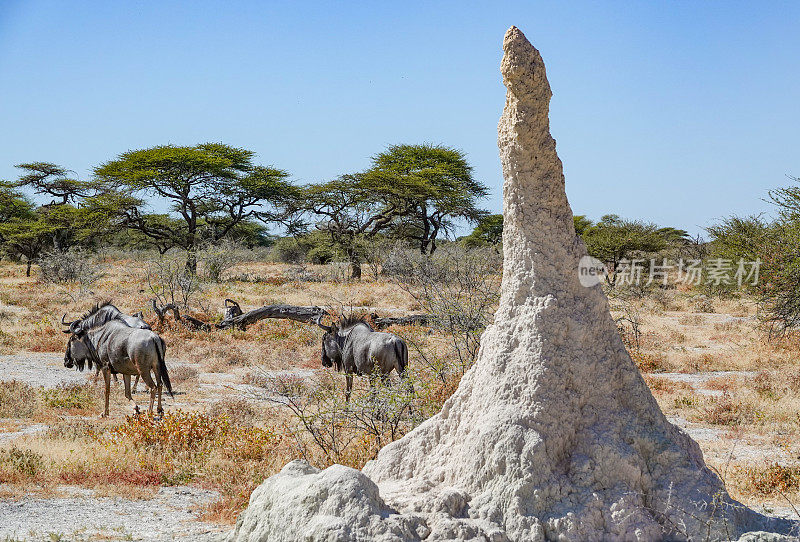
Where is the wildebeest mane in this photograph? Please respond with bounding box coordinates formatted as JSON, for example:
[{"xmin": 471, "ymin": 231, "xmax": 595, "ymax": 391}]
[
  {"xmin": 78, "ymin": 300, "xmax": 122, "ymax": 329},
  {"xmin": 336, "ymin": 314, "xmax": 373, "ymax": 331}
]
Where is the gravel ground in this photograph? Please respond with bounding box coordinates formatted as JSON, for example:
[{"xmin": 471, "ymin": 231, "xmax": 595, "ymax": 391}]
[
  {"xmin": 0, "ymin": 486, "xmax": 227, "ymax": 541},
  {"xmin": 0, "ymin": 353, "xmax": 88, "ymax": 389}
]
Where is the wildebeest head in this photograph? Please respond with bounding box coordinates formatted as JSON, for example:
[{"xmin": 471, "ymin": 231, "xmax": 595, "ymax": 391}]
[
  {"xmin": 62, "ymin": 315, "xmax": 100, "ymax": 372},
  {"xmin": 315, "ymin": 315, "xmax": 343, "ymax": 371}
]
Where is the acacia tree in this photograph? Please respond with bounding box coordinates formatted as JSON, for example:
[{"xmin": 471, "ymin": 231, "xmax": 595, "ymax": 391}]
[
  {"xmin": 0, "ymin": 216, "xmax": 58, "ymax": 276},
  {"xmin": 300, "ymin": 174, "xmax": 411, "ymax": 279},
  {"xmin": 15, "ymin": 162, "xmax": 90, "ymax": 205},
  {"xmin": 0, "ymin": 181, "xmax": 33, "ymax": 223},
  {"xmin": 93, "ymin": 143, "xmax": 295, "ymax": 273},
  {"xmin": 0, "ymin": 183, "xmax": 39, "ymax": 274},
  {"xmin": 364, "ymin": 144, "xmax": 488, "ymax": 254},
  {"xmin": 581, "ymin": 214, "xmax": 671, "ymax": 284}
]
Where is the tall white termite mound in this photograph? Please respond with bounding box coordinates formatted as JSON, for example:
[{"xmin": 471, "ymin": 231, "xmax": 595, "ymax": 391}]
[{"xmin": 227, "ymin": 26, "xmax": 793, "ymax": 542}]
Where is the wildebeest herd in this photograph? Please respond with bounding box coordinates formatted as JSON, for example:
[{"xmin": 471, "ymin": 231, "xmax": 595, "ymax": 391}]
[{"xmin": 61, "ymin": 301, "xmax": 410, "ymax": 417}]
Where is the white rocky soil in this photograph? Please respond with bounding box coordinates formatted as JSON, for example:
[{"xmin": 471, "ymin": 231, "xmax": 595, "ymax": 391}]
[
  {"xmin": 225, "ymin": 27, "xmax": 798, "ymax": 542},
  {"xmin": 0, "ymin": 485, "xmax": 225, "ymax": 541}
]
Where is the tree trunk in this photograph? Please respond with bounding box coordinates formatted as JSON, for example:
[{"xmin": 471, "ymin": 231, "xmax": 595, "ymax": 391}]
[
  {"xmin": 185, "ymin": 250, "xmax": 198, "ymax": 276},
  {"xmin": 346, "ymin": 245, "xmax": 362, "ymax": 280},
  {"xmin": 26, "ymin": 259, "xmax": 32, "ymax": 277},
  {"xmin": 350, "ymin": 260, "xmax": 362, "ymax": 280}
]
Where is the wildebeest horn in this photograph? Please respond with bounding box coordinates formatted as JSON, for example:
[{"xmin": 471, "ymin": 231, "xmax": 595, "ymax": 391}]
[
  {"xmin": 62, "ymin": 313, "xmax": 75, "ymax": 333},
  {"xmin": 315, "ymin": 313, "xmax": 332, "ymax": 332}
]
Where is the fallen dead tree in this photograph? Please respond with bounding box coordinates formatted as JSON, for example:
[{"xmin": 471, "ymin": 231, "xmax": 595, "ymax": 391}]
[
  {"xmin": 151, "ymin": 297, "xmax": 433, "ymax": 332},
  {"xmin": 216, "ymin": 301, "xmax": 329, "ymax": 330},
  {"xmin": 369, "ymin": 313, "xmax": 433, "ymax": 329}
]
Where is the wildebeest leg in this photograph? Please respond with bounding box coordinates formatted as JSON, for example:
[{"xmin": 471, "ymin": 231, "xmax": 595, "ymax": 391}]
[
  {"xmin": 140, "ymin": 369, "xmax": 157, "ymax": 415},
  {"xmin": 123, "ymin": 374, "xmax": 139, "ymax": 416},
  {"xmin": 156, "ymin": 382, "xmax": 163, "ymax": 417},
  {"xmin": 102, "ymin": 369, "xmax": 111, "ymax": 418},
  {"xmin": 345, "ymin": 374, "xmax": 353, "ymax": 402},
  {"xmin": 132, "ymin": 375, "xmax": 139, "ymax": 394}
]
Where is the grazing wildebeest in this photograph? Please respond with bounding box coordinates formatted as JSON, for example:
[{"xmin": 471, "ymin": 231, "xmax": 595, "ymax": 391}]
[
  {"xmin": 62, "ymin": 319, "xmax": 172, "ymax": 417},
  {"xmin": 316, "ymin": 315, "xmax": 410, "ymax": 401},
  {"xmin": 66, "ymin": 301, "xmax": 151, "ymax": 391}
]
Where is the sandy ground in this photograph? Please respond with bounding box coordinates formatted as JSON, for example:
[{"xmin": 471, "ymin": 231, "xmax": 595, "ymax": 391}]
[
  {"xmin": 0, "ymin": 353, "xmax": 87, "ymax": 389},
  {"xmin": 0, "ymin": 485, "xmax": 226, "ymax": 541}
]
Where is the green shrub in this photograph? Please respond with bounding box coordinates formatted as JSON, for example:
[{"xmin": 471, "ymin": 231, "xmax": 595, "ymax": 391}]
[
  {"xmin": 1, "ymin": 447, "xmax": 44, "ymax": 477},
  {"xmin": 40, "ymin": 383, "xmax": 96, "ymax": 410}
]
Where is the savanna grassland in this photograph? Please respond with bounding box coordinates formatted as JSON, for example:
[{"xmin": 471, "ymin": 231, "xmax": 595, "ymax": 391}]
[{"xmin": 1, "ymin": 252, "xmax": 800, "ymax": 539}]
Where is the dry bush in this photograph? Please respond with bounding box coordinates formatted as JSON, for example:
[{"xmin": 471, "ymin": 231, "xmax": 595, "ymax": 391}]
[
  {"xmin": 0, "ymin": 381, "xmax": 38, "ymax": 418},
  {"xmin": 643, "ymin": 376, "xmax": 692, "ymax": 394},
  {"xmin": 393, "ymin": 246, "xmax": 501, "ymax": 375},
  {"xmin": 208, "ymin": 397, "xmax": 259, "ymax": 426},
  {"xmin": 685, "ymin": 352, "xmax": 716, "ymax": 373},
  {"xmin": 199, "ymin": 241, "xmax": 249, "ymax": 283},
  {"xmin": 692, "ymin": 295, "xmax": 715, "ymax": 313},
  {"xmin": 697, "ymin": 393, "xmax": 761, "ymax": 426},
  {"xmin": 673, "ymin": 395, "xmax": 699, "ymax": 409},
  {"xmin": 37, "ymin": 249, "xmax": 105, "ymax": 291},
  {"xmin": 739, "ymin": 463, "xmax": 800, "ymax": 496},
  {"xmin": 752, "ymin": 371, "xmax": 782, "ymax": 399},
  {"xmin": 678, "ymin": 314, "xmax": 705, "ymax": 326},
  {"xmin": 253, "ymin": 367, "xmax": 438, "ymax": 469},
  {"xmin": 668, "ymin": 329, "xmax": 687, "ymax": 343},
  {"xmin": 629, "ymin": 350, "xmax": 668, "ymax": 373},
  {"xmin": 169, "ymin": 364, "xmax": 199, "ymax": 387},
  {"xmin": 0, "ymin": 447, "xmax": 45, "ymax": 481},
  {"xmin": 144, "ymin": 252, "xmax": 202, "ymax": 310},
  {"xmin": 706, "ymin": 376, "xmax": 738, "ymax": 393},
  {"xmin": 713, "ymin": 320, "xmax": 740, "ymax": 333}
]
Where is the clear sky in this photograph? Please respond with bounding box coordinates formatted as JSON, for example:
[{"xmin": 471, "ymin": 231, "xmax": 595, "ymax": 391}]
[{"xmin": 1, "ymin": 1, "xmax": 798, "ymax": 236}]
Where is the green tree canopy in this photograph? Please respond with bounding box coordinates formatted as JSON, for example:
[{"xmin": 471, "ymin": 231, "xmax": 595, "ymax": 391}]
[
  {"xmin": 298, "ymin": 174, "xmax": 409, "ymax": 278},
  {"xmin": 573, "ymin": 215, "xmax": 593, "ymax": 236},
  {"xmin": 93, "ymin": 143, "xmax": 295, "ymax": 272},
  {"xmin": 15, "ymin": 162, "xmax": 91, "ymax": 205},
  {"xmin": 582, "ymin": 214, "xmax": 670, "ymax": 275},
  {"xmin": 364, "ymin": 144, "xmax": 489, "ymax": 254},
  {"xmin": 463, "ymin": 214, "xmax": 503, "ymax": 247},
  {"xmin": 0, "ymin": 181, "xmax": 34, "ymax": 223}
]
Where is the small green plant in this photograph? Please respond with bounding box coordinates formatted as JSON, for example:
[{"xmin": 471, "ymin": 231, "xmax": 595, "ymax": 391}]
[
  {"xmin": 1, "ymin": 447, "xmax": 44, "ymax": 477},
  {"xmin": 0, "ymin": 380, "xmax": 38, "ymax": 417},
  {"xmin": 39, "ymin": 383, "xmax": 96, "ymax": 410}
]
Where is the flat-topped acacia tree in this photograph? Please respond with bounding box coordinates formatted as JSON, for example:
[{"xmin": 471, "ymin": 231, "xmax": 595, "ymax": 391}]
[
  {"xmin": 365, "ymin": 144, "xmax": 489, "ymax": 255},
  {"xmin": 93, "ymin": 143, "xmax": 296, "ymax": 274}
]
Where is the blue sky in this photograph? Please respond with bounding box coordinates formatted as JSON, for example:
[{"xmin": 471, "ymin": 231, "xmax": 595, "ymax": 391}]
[{"xmin": 1, "ymin": 1, "xmax": 798, "ymax": 236}]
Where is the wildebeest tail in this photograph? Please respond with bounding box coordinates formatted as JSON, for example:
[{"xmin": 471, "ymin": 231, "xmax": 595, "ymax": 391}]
[
  {"xmin": 156, "ymin": 336, "xmax": 173, "ymax": 397},
  {"xmin": 394, "ymin": 339, "xmax": 408, "ymax": 375}
]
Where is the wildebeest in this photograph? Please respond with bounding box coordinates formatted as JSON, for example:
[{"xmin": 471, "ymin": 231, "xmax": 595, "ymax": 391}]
[
  {"xmin": 62, "ymin": 319, "xmax": 172, "ymax": 417},
  {"xmin": 315, "ymin": 315, "xmax": 410, "ymax": 400},
  {"xmin": 65, "ymin": 301, "xmax": 152, "ymax": 391}
]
